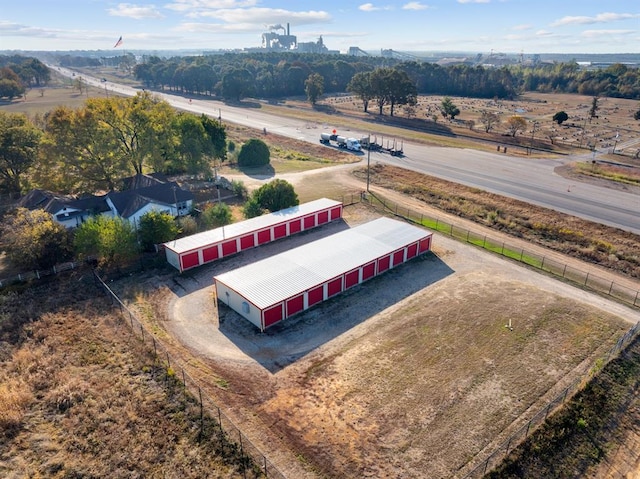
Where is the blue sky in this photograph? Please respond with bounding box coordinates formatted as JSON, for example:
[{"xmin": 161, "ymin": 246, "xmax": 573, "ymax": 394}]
[{"xmin": 1, "ymin": 1, "xmax": 639, "ymax": 54}]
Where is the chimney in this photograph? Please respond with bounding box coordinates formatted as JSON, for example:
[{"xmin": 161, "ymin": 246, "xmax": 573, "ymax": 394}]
[{"xmin": 287, "ymin": 23, "xmax": 290, "ymax": 36}]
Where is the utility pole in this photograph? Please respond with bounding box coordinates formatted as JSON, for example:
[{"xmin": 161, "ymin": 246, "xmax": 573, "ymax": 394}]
[{"xmin": 366, "ymin": 134, "xmax": 371, "ymax": 192}]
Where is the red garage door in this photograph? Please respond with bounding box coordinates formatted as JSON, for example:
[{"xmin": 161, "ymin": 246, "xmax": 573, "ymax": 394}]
[
  {"xmin": 308, "ymin": 285, "xmax": 324, "ymax": 307},
  {"xmin": 286, "ymin": 295, "xmax": 304, "ymax": 317},
  {"xmin": 378, "ymin": 255, "xmax": 391, "ymax": 273},
  {"xmin": 419, "ymin": 237, "xmax": 432, "ymax": 253},
  {"xmin": 240, "ymin": 234, "xmax": 255, "ymax": 250},
  {"xmin": 393, "ymin": 249, "xmax": 405, "ymax": 267},
  {"xmin": 330, "ymin": 206, "xmax": 342, "ymax": 220},
  {"xmin": 362, "ymin": 261, "xmax": 376, "ymax": 281},
  {"xmin": 303, "ymin": 215, "xmax": 315, "ymax": 229},
  {"xmin": 289, "ymin": 219, "xmax": 301, "ymax": 234},
  {"xmin": 202, "ymin": 245, "xmax": 219, "ymax": 263},
  {"xmin": 263, "ymin": 304, "xmax": 283, "ymax": 328},
  {"xmin": 327, "ymin": 277, "xmax": 343, "ymax": 297},
  {"xmin": 406, "ymin": 243, "xmax": 418, "ymax": 260},
  {"xmin": 221, "ymin": 240, "xmax": 237, "ymax": 257},
  {"xmin": 257, "ymin": 229, "xmax": 271, "ymax": 245},
  {"xmin": 181, "ymin": 251, "xmax": 199, "ymax": 270},
  {"xmin": 273, "ymin": 224, "xmax": 287, "ymax": 239},
  {"xmin": 317, "ymin": 210, "xmax": 329, "ymax": 225},
  {"xmin": 345, "ymin": 270, "xmax": 359, "ymax": 289}
]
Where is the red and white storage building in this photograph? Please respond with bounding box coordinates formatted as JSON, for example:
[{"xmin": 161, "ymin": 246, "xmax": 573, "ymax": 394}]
[
  {"xmin": 214, "ymin": 217, "xmax": 433, "ymax": 331},
  {"xmin": 164, "ymin": 198, "xmax": 343, "ymax": 272}
]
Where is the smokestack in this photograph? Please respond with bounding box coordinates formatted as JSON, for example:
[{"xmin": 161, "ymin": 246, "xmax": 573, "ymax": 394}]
[{"xmin": 287, "ymin": 23, "xmax": 290, "ymax": 36}]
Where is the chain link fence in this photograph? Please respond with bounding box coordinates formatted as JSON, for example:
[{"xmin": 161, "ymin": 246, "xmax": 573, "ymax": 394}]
[
  {"xmin": 93, "ymin": 270, "xmax": 285, "ymax": 479},
  {"xmin": 362, "ymin": 192, "xmax": 639, "ymax": 308}
]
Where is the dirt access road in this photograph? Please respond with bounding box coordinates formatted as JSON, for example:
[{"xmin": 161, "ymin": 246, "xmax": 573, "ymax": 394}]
[{"xmin": 149, "ymin": 166, "xmax": 640, "ymax": 479}]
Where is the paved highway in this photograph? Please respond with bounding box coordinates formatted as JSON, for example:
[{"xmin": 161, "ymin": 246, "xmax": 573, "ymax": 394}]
[{"xmin": 56, "ymin": 67, "xmax": 640, "ymax": 235}]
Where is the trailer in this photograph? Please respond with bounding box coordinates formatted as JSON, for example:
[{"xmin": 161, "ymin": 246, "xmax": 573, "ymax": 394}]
[{"xmin": 319, "ymin": 132, "xmax": 361, "ymax": 151}]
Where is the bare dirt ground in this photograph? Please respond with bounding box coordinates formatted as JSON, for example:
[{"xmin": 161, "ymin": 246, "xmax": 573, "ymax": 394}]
[{"xmin": 119, "ymin": 171, "xmax": 640, "ymax": 478}]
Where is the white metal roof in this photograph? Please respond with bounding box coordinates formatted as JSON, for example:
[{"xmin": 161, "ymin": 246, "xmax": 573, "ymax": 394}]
[
  {"xmin": 164, "ymin": 198, "xmax": 341, "ymax": 254},
  {"xmin": 214, "ymin": 217, "xmax": 431, "ymax": 310}
]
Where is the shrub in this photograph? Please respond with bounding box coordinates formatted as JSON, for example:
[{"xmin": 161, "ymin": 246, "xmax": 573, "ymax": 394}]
[
  {"xmin": 202, "ymin": 202, "xmax": 232, "ymax": 228},
  {"xmin": 237, "ymin": 138, "xmax": 270, "ymax": 167},
  {"xmin": 138, "ymin": 210, "xmax": 180, "ymax": 252}
]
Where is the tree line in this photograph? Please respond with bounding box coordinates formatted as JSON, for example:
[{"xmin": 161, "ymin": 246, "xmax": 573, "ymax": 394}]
[
  {"xmin": 131, "ymin": 52, "xmax": 640, "ymax": 103},
  {"xmin": 0, "ymin": 55, "xmax": 50, "ymax": 99}
]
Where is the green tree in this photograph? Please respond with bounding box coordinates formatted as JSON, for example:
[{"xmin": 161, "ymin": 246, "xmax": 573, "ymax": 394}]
[
  {"xmin": 202, "ymin": 202, "xmax": 232, "ymax": 228},
  {"xmin": 305, "ymin": 73, "xmax": 324, "ymax": 105},
  {"xmin": 242, "ymin": 196, "xmax": 264, "ymax": 219},
  {"xmin": 39, "ymin": 105, "xmax": 127, "ymax": 193},
  {"xmin": 237, "ymin": 138, "xmax": 270, "ymax": 168},
  {"xmin": 552, "ymin": 111, "xmax": 569, "ymax": 125},
  {"xmin": 221, "ymin": 68, "xmax": 254, "ymax": 101},
  {"xmin": 0, "ymin": 208, "xmax": 72, "ymax": 269},
  {"xmin": 138, "ymin": 210, "xmax": 179, "ymax": 252},
  {"xmin": 252, "ymin": 179, "xmax": 298, "ymax": 213},
  {"xmin": 85, "ymin": 92, "xmax": 177, "ymax": 175},
  {"xmin": 74, "ymin": 216, "xmax": 139, "ymax": 268},
  {"xmin": 386, "ymin": 69, "xmax": 417, "ymax": 117},
  {"xmin": 506, "ymin": 115, "xmax": 528, "ymax": 137},
  {"xmin": 440, "ymin": 97, "xmax": 460, "ymax": 120},
  {"xmin": 347, "ymin": 71, "xmax": 373, "ymax": 113},
  {"xmin": 0, "ymin": 111, "xmax": 42, "ymax": 193}
]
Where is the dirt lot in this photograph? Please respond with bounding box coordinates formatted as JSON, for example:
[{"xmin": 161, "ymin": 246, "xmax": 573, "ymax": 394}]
[{"xmin": 118, "ymin": 197, "xmax": 640, "ymax": 479}]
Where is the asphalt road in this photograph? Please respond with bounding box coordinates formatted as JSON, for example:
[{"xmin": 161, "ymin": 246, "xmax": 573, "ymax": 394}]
[{"xmin": 55, "ymin": 67, "xmax": 640, "ymax": 235}]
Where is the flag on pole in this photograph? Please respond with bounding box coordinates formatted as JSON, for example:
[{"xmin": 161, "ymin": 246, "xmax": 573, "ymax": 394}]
[{"xmin": 113, "ymin": 36, "xmax": 123, "ymax": 48}]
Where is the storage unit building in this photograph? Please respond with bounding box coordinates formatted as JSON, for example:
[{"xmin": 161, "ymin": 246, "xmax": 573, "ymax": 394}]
[
  {"xmin": 214, "ymin": 217, "xmax": 432, "ymax": 331},
  {"xmin": 164, "ymin": 198, "xmax": 343, "ymax": 272}
]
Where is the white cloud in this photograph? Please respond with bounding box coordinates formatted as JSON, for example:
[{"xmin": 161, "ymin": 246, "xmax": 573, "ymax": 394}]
[
  {"xmin": 511, "ymin": 24, "xmax": 532, "ymax": 31},
  {"xmin": 403, "ymin": 2, "xmax": 428, "ymax": 10},
  {"xmin": 359, "ymin": 3, "xmax": 379, "ymax": 11},
  {"xmin": 457, "ymin": 0, "xmax": 490, "ymax": 4},
  {"xmin": 165, "ymin": 0, "xmax": 258, "ymax": 12},
  {"xmin": 193, "ymin": 8, "xmax": 331, "ymax": 26},
  {"xmin": 107, "ymin": 3, "xmax": 163, "ymax": 19},
  {"xmin": 551, "ymin": 12, "xmax": 640, "ymax": 27},
  {"xmin": 580, "ymin": 29, "xmax": 636, "ymax": 38}
]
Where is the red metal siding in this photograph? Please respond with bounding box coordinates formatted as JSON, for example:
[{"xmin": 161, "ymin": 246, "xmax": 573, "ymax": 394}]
[
  {"xmin": 317, "ymin": 210, "xmax": 329, "ymax": 225},
  {"xmin": 393, "ymin": 249, "xmax": 405, "ymax": 267},
  {"xmin": 406, "ymin": 243, "xmax": 418, "ymax": 259},
  {"xmin": 273, "ymin": 224, "xmax": 287, "ymax": 239},
  {"xmin": 263, "ymin": 304, "xmax": 283, "ymax": 328},
  {"xmin": 419, "ymin": 237, "xmax": 432, "ymax": 253},
  {"xmin": 221, "ymin": 240, "xmax": 237, "ymax": 257},
  {"xmin": 362, "ymin": 261, "xmax": 376, "ymax": 281},
  {"xmin": 240, "ymin": 234, "xmax": 255, "ymax": 250},
  {"xmin": 345, "ymin": 270, "xmax": 359, "ymax": 289},
  {"xmin": 257, "ymin": 229, "xmax": 271, "ymax": 245},
  {"xmin": 303, "ymin": 215, "xmax": 316, "ymax": 229},
  {"xmin": 378, "ymin": 255, "xmax": 391, "ymax": 273},
  {"xmin": 202, "ymin": 245, "xmax": 219, "ymax": 263},
  {"xmin": 286, "ymin": 295, "xmax": 304, "ymax": 317},
  {"xmin": 308, "ymin": 285, "xmax": 324, "ymax": 307},
  {"xmin": 330, "ymin": 206, "xmax": 342, "ymax": 221},
  {"xmin": 289, "ymin": 219, "xmax": 301, "ymax": 234},
  {"xmin": 327, "ymin": 277, "xmax": 343, "ymax": 297},
  {"xmin": 181, "ymin": 251, "xmax": 200, "ymax": 270}
]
